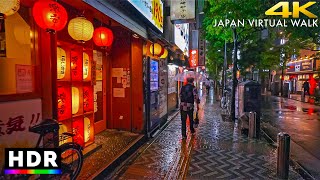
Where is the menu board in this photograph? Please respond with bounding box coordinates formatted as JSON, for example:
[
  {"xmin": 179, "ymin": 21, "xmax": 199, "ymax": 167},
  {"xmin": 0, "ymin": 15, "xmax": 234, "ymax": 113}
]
[{"xmin": 150, "ymin": 60, "xmax": 159, "ymax": 91}]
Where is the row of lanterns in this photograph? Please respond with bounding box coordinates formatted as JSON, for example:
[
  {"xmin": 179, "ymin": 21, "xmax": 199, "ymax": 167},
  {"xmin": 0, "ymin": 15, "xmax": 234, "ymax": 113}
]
[
  {"xmin": 0, "ymin": 0, "xmax": 113, "ymax": 47},
  {"xmin": 149, "ymin": 43, "xmax": 168, "ymax": 59}
]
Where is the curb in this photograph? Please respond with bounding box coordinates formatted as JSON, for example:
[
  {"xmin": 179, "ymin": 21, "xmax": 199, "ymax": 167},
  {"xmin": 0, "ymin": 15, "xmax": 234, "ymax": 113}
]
[{"xmin": 261, "ymin": 129, "xmax": 315, "ymax": 180}]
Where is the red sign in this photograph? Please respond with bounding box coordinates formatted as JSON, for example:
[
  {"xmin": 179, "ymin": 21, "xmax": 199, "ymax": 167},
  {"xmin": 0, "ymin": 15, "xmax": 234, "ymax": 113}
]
[{"xmin": 189, "ymin": 50, "xmax": 198, "ymax": 67}]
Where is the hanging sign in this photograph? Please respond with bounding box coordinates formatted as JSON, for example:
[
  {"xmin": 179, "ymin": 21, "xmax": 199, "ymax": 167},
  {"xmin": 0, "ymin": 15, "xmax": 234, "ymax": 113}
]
[
  {"xmin": 189, "ymin": 50, "xmax": 198, "ymax": 67},
  {"xmin": 174, "ymin": 24, "xmax": 189, "ymax": 56},
  {"xmin": 171, "ymin": 0, "xmax": 196, "ymax": 23},
  {"xmin": 198, "ymin": 30, "xmax": 206, "ymax": 66},
  {"xmin": 127, "ymin": 0, "xmax": 163, "ymax": 32}
]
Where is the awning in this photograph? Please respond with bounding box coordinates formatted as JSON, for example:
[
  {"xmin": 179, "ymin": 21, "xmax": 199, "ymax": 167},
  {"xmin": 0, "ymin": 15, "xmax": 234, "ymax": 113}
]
[{"xmin": 83, "ymin": 0, "xmax": 147, "ymax": 39}]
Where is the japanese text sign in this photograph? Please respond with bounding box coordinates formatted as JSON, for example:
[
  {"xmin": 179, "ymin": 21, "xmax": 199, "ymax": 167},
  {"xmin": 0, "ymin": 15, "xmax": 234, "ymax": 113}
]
[{"xmin": 171, "ymin": 0, "xmax": 195, "ymax": 23}]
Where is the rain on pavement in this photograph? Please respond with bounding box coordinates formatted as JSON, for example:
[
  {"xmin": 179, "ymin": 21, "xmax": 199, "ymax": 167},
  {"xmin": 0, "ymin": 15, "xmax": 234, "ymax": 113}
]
[
  {"xmin": 112, "ymin": 90, "xmax": 303, "ymax": 179},
  {"xmin": 261, "ymin": 95, "xmax": 320, "ymax": 178}
]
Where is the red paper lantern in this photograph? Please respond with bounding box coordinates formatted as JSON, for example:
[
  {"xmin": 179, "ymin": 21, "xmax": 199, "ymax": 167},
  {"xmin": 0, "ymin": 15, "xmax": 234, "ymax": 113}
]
[
  {"xmin": 32, "ymin": 0, "xmax": 68, "ymax": 32},
  {"xmin": 93, "ymin": 27, "xmax": 114, "ymax": 47}
]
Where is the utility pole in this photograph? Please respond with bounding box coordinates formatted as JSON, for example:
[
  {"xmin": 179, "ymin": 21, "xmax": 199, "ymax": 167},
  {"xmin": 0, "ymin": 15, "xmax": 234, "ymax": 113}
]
[{"xmin": 224, "ymin": 39, "xmax": 227, "ymax": 90}]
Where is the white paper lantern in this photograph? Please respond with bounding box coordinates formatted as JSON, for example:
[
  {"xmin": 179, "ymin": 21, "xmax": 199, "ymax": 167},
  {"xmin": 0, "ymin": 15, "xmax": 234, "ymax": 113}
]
[
  {"xmin": 0, "ymin": 0, "xmax": 20, "ymax": 17},
  {"xmin": 68, "ymin": 17, "xmax": 94, "ymax": 42}
]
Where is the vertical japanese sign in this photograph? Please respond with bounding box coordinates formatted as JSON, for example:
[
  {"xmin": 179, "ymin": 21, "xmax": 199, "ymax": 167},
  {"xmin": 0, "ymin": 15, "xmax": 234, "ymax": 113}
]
[
  {"xmin": 0, "ymin": 99, "xmax": 42, "ymax": 170},
  {"xmin": 171, "ymin": 0, "xmax": 195, "ymax": 23},
  {"xmin": 189, "ymin": 50, "xmax": 198, "ymax": 67},
  {"xmin": 158, "ymin": 58, "xmax": 167, "ymax": 118},
  {"xmin": 174, "ymin": 23, "xmax": 189, "ymax": 56},
  {"xmin": 127, "ymin": 0, "xmax": 163, "ymax": 32},
  {"xmin": 16, "ymin": 65, "xmax": 34, "ymax": 93},
  {"xmin": 198, "ymin": 30, "xmax": 206, "ymax": 66}
]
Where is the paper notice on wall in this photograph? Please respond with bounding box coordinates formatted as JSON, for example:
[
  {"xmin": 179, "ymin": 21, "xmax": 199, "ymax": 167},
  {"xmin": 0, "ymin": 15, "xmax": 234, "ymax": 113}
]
[
  {"xmin": 112, "ymin": 68, "xmax": 123, "ymax": 77},
  {"xmin": 113, "ymin": 88, "xmax": 125, "ymax": 98},
  {"xmin": 16, "ymin": 65, "xmax": 34, "ymax": 93}
]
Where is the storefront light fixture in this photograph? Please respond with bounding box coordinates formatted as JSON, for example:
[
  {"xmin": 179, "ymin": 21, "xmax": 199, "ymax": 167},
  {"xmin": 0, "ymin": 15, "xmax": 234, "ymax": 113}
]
[
  {"xmin": 0, "ymin": 0, "xmax": 20, "ymax": 18},
  {"xmin": 132, "ymin": 33, "xmax": 139, "ymax": 39},
  {"xmin": 93, "ymin": 27, "xmax": 114, "ymax": 47},
  {"xmin": 32, "ymin": 0, "xmax": 68, "ymax": 33},
  {"xmin": 68, "ymin": 16, "xmax": 94, "ymax": 42}
]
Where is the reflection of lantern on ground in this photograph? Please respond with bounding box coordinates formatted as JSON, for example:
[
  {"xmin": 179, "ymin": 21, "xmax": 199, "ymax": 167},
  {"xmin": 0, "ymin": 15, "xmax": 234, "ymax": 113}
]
[
  {"xmin": 83, "ymin": 52, "xmax": 89, "ymax": 80},
  {"xmin": 57, "ymin": 47, "xmax": 67, "ymax": 79},
  {"xmin": 84, "ymin": 117, "xmax": 90, "ymax": 143},
  {"xmin": 72, "ymin": 86, "xmax": 79, "ymax": 114}
]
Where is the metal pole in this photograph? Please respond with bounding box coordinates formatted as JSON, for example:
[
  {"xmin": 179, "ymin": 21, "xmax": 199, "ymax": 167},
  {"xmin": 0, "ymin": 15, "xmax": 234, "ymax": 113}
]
[
  {"xmin": 224, "ymin": 39, "xmax": 227, "ymax": 90},
  {"xmin": 249, "ymin": 112, "xmax": 256, "ymax": 138},
  {"xmin": 277, "ymin": 132, "xmax": 290, "ymax": 179}
]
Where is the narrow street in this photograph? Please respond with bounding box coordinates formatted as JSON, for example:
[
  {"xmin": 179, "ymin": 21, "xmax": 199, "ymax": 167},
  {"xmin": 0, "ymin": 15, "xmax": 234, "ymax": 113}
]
[
  {"xmin": 262, "ymin": 95, "xmax": 320, "ymax": 178},
  {"xmin": 111, "ymin": 91, "xmax": 302, "ymax": 179}
]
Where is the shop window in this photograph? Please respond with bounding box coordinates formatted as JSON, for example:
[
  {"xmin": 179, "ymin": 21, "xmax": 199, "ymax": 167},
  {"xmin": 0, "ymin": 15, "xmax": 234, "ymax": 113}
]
[{"xmin": 0, "ymin": 6, "xmax": 37, "ymax": 96}]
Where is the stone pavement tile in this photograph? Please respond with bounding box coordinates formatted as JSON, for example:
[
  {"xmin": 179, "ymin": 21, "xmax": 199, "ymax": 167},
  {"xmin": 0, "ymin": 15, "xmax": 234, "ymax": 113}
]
[{"xmin": 186, "ymin": 99, "xmax": 303, "ymax": 180}]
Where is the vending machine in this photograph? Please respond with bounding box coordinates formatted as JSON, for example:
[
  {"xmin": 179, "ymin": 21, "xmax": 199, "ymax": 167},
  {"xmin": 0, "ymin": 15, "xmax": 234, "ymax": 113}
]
[{"xmin": 149, "ymin": 59, "xmax": 160, "ymax": 130}]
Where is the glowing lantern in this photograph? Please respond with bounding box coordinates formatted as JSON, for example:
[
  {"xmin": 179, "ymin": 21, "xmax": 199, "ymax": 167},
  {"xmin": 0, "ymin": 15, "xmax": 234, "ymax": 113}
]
[
  {"xmin": 160, "ymin": 49, "xmax": 168, "ymax": 59},
  {"xmin": 68, "ymin": 17, "xmax": 94, "ymax": 42},
  {"xmin": 0, "ymin": 0, "xmax": 20, "ymax": 17},
  {"xmin": 59, "ymin": 124, "xmax": 68, "ymax": 145},
  {"xmin": 72, "ymin": 86, "xmax": 80, "ymax": 114},
  {"xmin": 149, "ymin": 43, "xmax": 163, "ymax": 56},
  {"xmin": 93, "ymin": 27, "xmax": 114, "ymax": 47},
  {"xmin": 32, "ymin": 0, "xmax": 68, "ymax": 32},
  {"xmin": 57, "ymin": 47, "xmax": 66, "ymax": 79},
  {"xmin": 83, "ymin": 52, "xmax": 89, "ymax": 80},
  {"xmin": 84, "ymin": 117, "xmax": 90, "ymax": 143}
]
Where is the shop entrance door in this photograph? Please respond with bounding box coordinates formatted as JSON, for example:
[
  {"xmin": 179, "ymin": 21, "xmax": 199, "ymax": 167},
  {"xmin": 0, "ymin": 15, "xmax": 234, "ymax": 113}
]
[{"xmin": 93, "ymin": 50, "xmax": 107, "ymax": 134}]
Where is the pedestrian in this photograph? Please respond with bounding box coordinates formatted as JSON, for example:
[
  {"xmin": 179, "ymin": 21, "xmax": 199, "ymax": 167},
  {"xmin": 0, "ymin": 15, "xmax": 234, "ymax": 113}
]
[
  {"xmin": 180, "ymin": 77, "xmax": 200, "ymax": 139},
  {"xmin": 303, "ymin": 80, "xmax": 310, "ymax": 95}
]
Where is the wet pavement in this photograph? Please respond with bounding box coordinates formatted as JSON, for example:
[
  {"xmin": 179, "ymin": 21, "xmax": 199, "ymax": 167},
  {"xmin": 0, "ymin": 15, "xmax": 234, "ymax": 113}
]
[
  {"xmin": 261, "ymin": 94, "xmax": 320, "ymax": 179},
  {"xmin": 114, "ymin": 91, "xmax": 302, "ymax": 179},
  {"xmin": 78, "ymin": 130, "xmax": 142, "ymax": 180}
]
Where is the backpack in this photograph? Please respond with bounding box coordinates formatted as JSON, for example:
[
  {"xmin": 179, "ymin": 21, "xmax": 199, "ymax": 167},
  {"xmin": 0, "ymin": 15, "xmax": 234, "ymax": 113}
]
[{"xmin": 180, "ymin": 84, "xmax": 195, "ymax": 104}]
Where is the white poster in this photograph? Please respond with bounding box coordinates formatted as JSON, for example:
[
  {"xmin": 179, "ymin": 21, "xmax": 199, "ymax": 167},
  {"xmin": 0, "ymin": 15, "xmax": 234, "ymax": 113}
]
[
  {"xmin": 16, "ymin": 65, "xmax": 34, "ymax": 93},
  {"xmin": 0, "ymin": 99, "xmax": 42, "ymax": 170},
  {"xmin": 174, "ymin": 24, "xmax": 189, "ymax": 56},
  {"xmin": 168, "ymin": 65, "xmax": 177, "ymax": 94},
  {"xmin": 171, "ymin": 0, "xmax": 196, "ymax": 22}
]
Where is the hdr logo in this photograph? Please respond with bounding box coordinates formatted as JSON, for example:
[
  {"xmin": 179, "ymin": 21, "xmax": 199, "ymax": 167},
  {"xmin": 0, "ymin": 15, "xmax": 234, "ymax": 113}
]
[
  {"xmin": 4, "ymin": 148, "xmax": 61, "ymax": 175},
  {"xmin": 265, "ymin": 2, "xmax": 317, "ymax": 18}
]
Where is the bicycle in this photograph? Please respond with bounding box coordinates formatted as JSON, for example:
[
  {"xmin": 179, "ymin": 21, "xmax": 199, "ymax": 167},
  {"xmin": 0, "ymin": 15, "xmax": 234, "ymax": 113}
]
[
  {"xmin": 220, "ymin": 89, "xmax": 231, "ymax": 116},
  {"xmin": 1, "ymin": 119, "xmax": 83, "ymax": 180}
]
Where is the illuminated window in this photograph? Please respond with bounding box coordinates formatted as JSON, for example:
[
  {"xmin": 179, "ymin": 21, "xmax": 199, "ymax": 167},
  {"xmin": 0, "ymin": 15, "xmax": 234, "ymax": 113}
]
[{"xmin": 0, "ymin": 6, "xmax": 37, "ymax": 95}]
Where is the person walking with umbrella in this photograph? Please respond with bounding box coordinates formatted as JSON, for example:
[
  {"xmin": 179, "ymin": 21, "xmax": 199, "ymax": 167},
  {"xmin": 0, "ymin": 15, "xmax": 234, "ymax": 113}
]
[{"xmin": 180, "ymin": 77, "xmax": 200, "ymax": 139}]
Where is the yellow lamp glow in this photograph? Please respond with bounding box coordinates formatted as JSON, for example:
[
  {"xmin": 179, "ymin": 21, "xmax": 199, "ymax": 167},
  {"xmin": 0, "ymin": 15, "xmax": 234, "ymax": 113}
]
[
  {"xmin": 0, "ymin": 0, "xmax": 20, "ymax": 17},
  {"xmin": 160, "ymin": 49, "xmax": 168, "ymax": 58},
  {"xmin": 83, "ymin": 52, "xmax": 90, "ymax": 80},
  {"xmin": 84, "ymin": 117, "xmax": 91, "ymax": 143},
  {"xmin": 57, "ymin": 47, "xmax": 67, "ymax": 79},
  {"xmin": 72, "ymin": 86, "xmax": 80, "ymax": 114},
  {"xmin": 149, "ymin": 43, "xmax": 162, "ymax": 56},
  {"xmin": 59, "ymin": 124, "xmax": 68, "ymax": 146},
  {"xmin": 68, "ymin": 17, "xmax": 94, "ymax": 42}
]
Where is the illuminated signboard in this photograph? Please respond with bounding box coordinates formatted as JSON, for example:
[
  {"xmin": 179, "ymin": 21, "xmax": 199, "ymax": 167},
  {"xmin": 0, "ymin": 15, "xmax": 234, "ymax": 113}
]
[
  {"xmin": 286, "ymin": 59, "xmax": 313, "ymax": 73},
  {"xmin": 189, "ymin": 49, "xmax": 198, "ymax": 67},
  {"xmin": 174, "ymin": 23, "xmax": 189, "ymax": 56},
  {"xmin": 127, "ymin": 0, "xmax": 163, "ymax": 32}
]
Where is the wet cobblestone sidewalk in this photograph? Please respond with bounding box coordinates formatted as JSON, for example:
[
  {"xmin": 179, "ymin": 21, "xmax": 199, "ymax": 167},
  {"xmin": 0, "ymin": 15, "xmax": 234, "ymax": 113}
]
[
  {"xmin": 116, "ymin": 94, "xmax": 303, "ymax": 180},
  {"xmin": 78, "ymin": 130, "xmax": 142, "ymax": 180}
]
